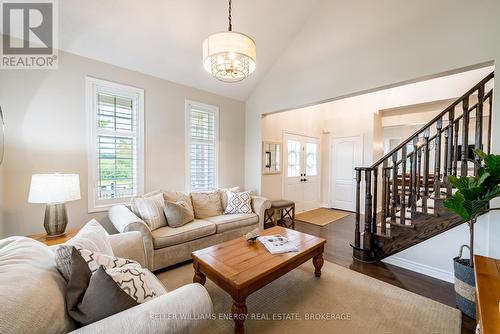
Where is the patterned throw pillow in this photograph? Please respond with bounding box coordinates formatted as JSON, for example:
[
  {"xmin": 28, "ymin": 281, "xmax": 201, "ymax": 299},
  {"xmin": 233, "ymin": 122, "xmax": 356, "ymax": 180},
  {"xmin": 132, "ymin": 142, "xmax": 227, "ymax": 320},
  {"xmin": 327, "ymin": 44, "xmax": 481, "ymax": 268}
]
[
  {"xmin": 77, "ymin": 247, "xmax": 138, "ymax": 273},
  {"xmin": 225, "ymin": 191, "xmax": 253, "ymax": 214},
  {"xmin": 130, "ymin": 192, "xmax": 167, "ymax": 230},
  {"xmin": 217, "ymin": 186, "xmax": 240, "ymax": 210},
  {"xmin": 105, "ymin": 263, "xmax": 167, "ymax": 303}
]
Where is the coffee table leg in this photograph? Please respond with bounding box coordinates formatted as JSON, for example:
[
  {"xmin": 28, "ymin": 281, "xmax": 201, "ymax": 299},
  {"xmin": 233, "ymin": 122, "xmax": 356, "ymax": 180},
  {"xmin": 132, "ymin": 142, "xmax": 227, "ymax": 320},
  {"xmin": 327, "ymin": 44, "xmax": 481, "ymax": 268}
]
[
  {"xmin": 231, "ymin": 298, "xmax": 247, "ymax": 334},
  {"xmin": 313, "ymin": 253, "xmax": 324, "ymax": 278},
  {"xmin": 193, "ymin": 261, "xmax": 206, "ymax": 285}
]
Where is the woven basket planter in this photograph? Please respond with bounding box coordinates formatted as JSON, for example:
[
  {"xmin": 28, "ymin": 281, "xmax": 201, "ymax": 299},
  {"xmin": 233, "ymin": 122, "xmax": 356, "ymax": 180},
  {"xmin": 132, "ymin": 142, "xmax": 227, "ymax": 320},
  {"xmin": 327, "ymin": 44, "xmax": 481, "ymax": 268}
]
[{"xmin": 453, "ymin": 245, "xmax": 475, "ymax": 319}]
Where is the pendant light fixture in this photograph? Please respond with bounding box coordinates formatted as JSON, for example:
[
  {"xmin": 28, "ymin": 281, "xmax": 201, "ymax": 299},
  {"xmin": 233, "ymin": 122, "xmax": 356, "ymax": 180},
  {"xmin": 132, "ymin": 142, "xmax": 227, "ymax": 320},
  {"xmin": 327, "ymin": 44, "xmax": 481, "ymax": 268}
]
[{"xmin": 202, "ymin": 0, "xmax": 256, "ymax": 82}]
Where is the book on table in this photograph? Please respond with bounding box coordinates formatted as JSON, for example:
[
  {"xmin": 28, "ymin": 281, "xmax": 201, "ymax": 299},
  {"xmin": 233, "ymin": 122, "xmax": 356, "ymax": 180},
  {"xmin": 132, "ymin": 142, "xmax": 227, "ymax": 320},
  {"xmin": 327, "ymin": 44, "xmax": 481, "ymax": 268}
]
[{"xmin": 258, "ymin": 234, "xmax": 298, "ymax": 254}]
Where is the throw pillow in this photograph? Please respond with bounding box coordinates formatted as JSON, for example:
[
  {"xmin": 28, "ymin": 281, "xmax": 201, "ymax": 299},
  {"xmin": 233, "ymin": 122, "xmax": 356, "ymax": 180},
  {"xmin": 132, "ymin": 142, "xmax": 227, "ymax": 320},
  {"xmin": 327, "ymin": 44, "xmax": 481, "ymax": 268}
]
[
  {"xmin": 163, "ymin": 201, "xmax": 195, "ymax": 228},
  {"xmin": 163, "ymin": 191, "xmax": 194, "ymax": 216},
  {"xmin": 77, "ymin": 247, "xmax": 167, "ymax": 298},
  {"xmin": 66, "ymin": 248, "xmax": 138, "ymax": 326},
  {"xmin": 105, "ymin": 263, "xmax": 166, "ymax": 303},
  {"xmin": 190, "ymin": 190, "xmax": 223, "ymax": 219},
  {"xmin": 55, "ymin": 219, "xmax": 113, "ymax": 281},
  {"xmin": 225, "ymin": 191, "xmax": 253, "ymax": 214},
  {"xmin": 218, "ymin": 186, "xmax": 240, "ymax": 210},
  {"xmin": 77, "ymin": 247, "xmax": 138, "ymax": 273},
  {"xmin": 130, "ymin": 192, "xmax": 167, "ymax": 230}
]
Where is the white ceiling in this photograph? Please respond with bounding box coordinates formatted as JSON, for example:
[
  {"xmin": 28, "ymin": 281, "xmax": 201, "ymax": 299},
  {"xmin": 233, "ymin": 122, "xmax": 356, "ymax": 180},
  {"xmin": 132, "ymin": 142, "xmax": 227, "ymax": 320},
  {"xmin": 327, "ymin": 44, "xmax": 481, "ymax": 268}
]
[{"xmin": 59, "ymin": 0, "xmax": 318, "ymax": 101}]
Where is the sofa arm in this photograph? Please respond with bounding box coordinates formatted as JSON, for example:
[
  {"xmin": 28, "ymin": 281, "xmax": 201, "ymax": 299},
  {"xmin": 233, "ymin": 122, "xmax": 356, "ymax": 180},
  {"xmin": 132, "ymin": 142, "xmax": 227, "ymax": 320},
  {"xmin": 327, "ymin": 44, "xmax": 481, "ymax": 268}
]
[
  {"xmin": 108, "ymin": 231, "xmax": 147, "ymax": 268},
  {"xmin": 70, "ymin": 283, "xmax": 213, "ymax": 334},
  {"xmin": 252, "ymin": 196, "xmax": 272, "ymax": 229},
  {"xmin": 108, "ymin": 205, "xmax": 154, "ymax": 270}
]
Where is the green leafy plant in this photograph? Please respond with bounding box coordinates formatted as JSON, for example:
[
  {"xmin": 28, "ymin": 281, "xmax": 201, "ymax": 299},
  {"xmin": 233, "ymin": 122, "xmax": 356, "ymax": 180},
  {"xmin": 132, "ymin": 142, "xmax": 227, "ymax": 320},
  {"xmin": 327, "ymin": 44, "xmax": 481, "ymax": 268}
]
[{"xmin": 444, "ymin": 149, "xmax": 500, "ymax": 267}]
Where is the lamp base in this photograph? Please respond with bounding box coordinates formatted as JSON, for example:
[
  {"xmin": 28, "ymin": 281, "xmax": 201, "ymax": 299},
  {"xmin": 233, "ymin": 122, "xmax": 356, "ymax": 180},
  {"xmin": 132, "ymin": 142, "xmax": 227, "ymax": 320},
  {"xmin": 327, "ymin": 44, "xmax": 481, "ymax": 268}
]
[{"xmin": 44, "ymin": 203, "xmax": 68, "ymax": 239}]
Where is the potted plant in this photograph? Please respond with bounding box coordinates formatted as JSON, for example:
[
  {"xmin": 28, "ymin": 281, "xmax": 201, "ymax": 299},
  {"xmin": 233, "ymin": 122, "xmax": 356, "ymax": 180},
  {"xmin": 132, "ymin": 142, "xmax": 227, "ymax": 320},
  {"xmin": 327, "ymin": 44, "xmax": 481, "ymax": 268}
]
[{"xmin": 443, "ymin": 149, "xmax": 500, "ymax": 319}]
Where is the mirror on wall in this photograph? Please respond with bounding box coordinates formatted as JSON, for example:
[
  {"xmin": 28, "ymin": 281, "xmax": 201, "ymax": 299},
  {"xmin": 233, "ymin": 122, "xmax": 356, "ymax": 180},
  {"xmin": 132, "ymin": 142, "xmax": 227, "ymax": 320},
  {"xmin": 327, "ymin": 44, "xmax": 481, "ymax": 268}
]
[
  {"xmin": 262, "ymin": 141, "xmax": 281, "ymax": 175},
  {"xmin": 0, "ymin": 107, "xmax": 4, "ymax": 166}
]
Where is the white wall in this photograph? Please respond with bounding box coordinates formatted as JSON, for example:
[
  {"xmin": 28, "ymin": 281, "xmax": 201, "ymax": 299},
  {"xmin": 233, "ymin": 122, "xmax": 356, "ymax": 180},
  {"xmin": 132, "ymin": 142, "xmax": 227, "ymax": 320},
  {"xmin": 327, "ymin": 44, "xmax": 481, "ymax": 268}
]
[
  {"xmin": 383, "ymin": 211, "xmax": 498, "ymax": 283},
  {"xmin": 0, "ymin": 50, "xmax": 246, "ymax": 237},
  {"xmin": 261, "ymin": 106, "xmax": 324, "ymax": 200}
]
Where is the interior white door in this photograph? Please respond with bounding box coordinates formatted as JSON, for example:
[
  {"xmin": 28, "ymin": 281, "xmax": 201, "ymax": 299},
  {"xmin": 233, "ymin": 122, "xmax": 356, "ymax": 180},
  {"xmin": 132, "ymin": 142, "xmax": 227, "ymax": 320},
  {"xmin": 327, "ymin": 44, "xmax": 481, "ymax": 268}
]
[
  {"xmin": 283, "ymin": 133, "xmax": 320, "ymax": 212},
  {"xmin": 330, "ymin": 136, "xmax": 363, "ymax": 211}
]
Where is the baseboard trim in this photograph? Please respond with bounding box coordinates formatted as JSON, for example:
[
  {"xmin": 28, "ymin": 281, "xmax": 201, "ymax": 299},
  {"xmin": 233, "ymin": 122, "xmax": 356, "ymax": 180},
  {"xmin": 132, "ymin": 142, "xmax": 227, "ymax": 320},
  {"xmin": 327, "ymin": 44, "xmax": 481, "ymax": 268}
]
[{"xmin": 382, "ymin": 256, "xmax": 455, "ymax": 283}]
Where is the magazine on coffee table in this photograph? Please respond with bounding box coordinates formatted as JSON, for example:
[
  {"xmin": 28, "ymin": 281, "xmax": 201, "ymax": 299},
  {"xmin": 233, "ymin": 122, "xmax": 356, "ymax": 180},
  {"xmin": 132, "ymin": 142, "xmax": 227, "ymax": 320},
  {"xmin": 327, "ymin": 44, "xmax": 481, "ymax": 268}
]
[{"xmin": 258, "ymin": 234, "xmax": 298, "ymax": 254}]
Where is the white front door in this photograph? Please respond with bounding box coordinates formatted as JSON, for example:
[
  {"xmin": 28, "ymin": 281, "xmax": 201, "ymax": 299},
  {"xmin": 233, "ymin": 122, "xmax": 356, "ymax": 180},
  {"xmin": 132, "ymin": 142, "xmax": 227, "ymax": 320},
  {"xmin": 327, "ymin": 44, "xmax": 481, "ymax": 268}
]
[
  {"xmin": 283, "ymin": 133, "xmax": 321, "ymax": 212},
  {"xmin": 330, "ymin": 136, "xmax": 363, "ymax": 211}
]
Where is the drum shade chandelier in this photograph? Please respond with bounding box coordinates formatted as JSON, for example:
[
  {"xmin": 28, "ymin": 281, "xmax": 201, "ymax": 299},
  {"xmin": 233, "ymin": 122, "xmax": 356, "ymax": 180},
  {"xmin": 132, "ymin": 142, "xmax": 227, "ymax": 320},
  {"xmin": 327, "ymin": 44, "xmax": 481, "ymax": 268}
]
[{"xmin": 202, "ymin": 0, "xmax": 256, "ymax": 82}]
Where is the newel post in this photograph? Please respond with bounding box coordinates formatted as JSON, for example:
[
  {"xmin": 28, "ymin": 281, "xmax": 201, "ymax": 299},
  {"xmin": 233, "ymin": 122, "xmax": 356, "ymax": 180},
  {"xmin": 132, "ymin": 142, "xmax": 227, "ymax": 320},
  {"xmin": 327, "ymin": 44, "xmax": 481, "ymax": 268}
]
[{"xmin": 363, "ymin": 169, "xmax": 373, "ymax": 251}]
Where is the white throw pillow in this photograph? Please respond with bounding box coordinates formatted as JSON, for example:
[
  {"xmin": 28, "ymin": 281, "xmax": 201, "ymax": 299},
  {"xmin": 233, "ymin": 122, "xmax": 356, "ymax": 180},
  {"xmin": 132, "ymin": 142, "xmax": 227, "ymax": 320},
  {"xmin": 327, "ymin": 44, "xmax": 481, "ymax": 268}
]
[
  {"xmin": 105, "ymin": 263, "xmax": 167, "ymax": 303},
  {"xmin": 66, "ymin": 219, "xmax": 113, "ymax": 255},
  {"xmin": 131, "ymin": 192, "xmax": 167, "ymax": 230},
  {"xmin": 225, "ymin": 191, "xmax": 253, "ymax": 214},
  {"xmin": 218, "ymin": 186, "xmax": 240, "ymax": 209}
]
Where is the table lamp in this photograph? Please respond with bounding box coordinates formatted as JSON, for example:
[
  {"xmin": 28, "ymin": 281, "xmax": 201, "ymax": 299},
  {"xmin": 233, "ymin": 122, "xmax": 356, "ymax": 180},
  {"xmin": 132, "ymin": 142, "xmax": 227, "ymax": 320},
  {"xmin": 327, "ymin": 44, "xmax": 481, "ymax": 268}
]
[{"xmin": 28, "ymin": 173, "xmax": 81, "ymax": 239}]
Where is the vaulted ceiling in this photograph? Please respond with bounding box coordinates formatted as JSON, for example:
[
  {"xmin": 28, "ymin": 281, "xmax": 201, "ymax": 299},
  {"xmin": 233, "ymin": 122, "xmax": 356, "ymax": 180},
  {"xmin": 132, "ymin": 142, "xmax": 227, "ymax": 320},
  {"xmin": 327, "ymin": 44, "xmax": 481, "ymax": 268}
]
[{"xmin": 59, "ymin": 0, "xmax": 318, "ymax": 101}]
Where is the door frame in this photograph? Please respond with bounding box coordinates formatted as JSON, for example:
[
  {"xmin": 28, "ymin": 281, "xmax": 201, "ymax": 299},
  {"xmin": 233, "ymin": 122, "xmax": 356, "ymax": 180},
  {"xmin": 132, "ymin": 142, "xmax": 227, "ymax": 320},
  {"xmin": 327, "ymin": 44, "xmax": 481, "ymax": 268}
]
[
  {"xmin": 282, "ymin": 131, "xmax": 321, "ymax": 210},
  {"xmin": 328, "ymin": 134, "xmax": 363, "ymax": 210}
]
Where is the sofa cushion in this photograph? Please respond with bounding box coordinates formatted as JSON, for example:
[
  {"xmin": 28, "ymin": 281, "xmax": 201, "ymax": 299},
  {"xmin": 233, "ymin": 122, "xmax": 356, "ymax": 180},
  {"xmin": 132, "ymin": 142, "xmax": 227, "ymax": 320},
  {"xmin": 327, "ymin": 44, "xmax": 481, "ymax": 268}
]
[
  {"xmin": 217, "ymin": 186, "xmax": 240, "ymax": 210},
  {"xmin": 55, "ymin": 219, "xmax": 114, "ymax": 281},
  {"xmin": 163, "ymin": 201, "xmax": 195, "ymax": 228},
  {"xmin": 130, "ymin": 193, "xmax": 167, "ymax": 230},
  {"xmin": 190, "ymin": 190, "xmax": 223, "ymax": 219},
  {"xmin": 151, "ymin": 220, "xmax": 216, "ymax": 249},
  {"xmin": 66, "ymin": 248, "xmax": 138, "ymax": 326},
  {"xmin": 206, "ymin": 213, "xmax": 258, "ymax": 233},
  {"xmin": 0, "ymin": 237, "xmax": 75, "ymax": 333},
  {"xmin": 163, "ymin": 191, "xmax": 194, "ymax": 216},
  {"xmin": 225, "ymin": 191, "xmax": 253, "ymax": 214}
]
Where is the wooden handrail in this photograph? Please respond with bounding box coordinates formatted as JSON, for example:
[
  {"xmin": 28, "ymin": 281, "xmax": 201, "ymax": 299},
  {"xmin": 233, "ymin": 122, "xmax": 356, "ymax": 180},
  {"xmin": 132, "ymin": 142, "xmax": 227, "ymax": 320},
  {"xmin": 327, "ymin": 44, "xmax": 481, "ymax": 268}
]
[{"xmin": 370, "ymin": 72, "xmax": 494, "ymax": 168}]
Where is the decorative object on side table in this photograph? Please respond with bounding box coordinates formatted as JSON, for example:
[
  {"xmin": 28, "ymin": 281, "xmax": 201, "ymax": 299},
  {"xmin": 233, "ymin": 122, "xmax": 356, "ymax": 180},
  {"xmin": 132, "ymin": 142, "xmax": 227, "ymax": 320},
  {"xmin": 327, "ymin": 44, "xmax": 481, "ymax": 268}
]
[
  {"xmin": 28, "ymin": 173, "xmax": 81, "ymax": 239},
  {"xmin": 443, "ymin": 149, "xmax": 500, "ymax": 319}
]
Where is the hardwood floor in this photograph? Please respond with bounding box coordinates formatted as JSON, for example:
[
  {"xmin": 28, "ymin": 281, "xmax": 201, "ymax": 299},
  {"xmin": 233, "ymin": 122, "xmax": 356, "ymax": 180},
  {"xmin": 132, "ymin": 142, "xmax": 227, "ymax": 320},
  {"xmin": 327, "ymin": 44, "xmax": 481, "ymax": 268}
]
[{"xmin": 293, "ymin": 212, "xmax": 476, "ymax": 334}]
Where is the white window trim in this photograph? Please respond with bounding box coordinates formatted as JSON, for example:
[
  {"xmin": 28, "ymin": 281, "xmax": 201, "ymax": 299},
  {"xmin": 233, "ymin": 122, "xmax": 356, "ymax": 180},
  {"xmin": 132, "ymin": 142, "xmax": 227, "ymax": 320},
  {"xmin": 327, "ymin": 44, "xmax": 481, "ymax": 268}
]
[
  {"xmin": 86, "ymin": 77, "xmax": 144, "ymax": 213},
  {"xmin": 185, "ymin": 100, "xmax": 220, "ymax": 192}
]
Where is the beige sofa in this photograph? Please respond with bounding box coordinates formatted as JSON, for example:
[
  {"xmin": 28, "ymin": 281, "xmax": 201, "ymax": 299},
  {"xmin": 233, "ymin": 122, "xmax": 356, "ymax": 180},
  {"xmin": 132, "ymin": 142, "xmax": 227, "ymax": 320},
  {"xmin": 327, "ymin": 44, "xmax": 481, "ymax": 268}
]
[
  {"xmin": 109, "ymin": 193, "xmax": 271, "ymax": 271},
  {"xmin": 0, "ymin": 231, "xmax": 213, "ymax": 334}
]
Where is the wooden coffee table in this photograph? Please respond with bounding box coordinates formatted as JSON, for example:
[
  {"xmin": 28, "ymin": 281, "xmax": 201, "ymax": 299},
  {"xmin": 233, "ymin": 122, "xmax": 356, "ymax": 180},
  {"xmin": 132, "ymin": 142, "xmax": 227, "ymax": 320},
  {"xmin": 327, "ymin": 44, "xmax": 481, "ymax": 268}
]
[{"xmin": 191, "ymin": 226, "xmax": 326, "ymax": 333}]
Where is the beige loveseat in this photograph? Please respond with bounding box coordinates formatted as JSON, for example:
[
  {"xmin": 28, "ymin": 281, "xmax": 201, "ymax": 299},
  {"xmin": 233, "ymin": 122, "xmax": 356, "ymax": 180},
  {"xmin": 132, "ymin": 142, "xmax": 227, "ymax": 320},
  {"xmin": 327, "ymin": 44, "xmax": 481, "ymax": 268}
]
[
  {"xmin": 109, "ymin": 191, "xmax": 271, "ymax": 271},
  {"xmin": 0, "ymin": 231, "xmax": 213, "ymax": 334}
]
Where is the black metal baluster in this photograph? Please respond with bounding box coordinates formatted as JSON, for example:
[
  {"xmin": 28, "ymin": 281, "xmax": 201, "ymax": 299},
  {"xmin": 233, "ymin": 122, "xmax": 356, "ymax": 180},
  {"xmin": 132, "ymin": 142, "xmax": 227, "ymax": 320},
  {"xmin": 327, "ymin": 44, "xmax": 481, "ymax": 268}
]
[
  {"xmin": 391, "ymin": 153, "xmax": 398, "ymax": 224},
  {"xmin": 453, "ymin": 118, "xmax": 460, "ymax": 176},
  {"xmin": 461, "ymin": 96, "xmax": 470, "ymax": 176},
  {"xmin": 400, "ymin": 145, "xmax": 407, "ymax": 225},
  {"xmin": 434, "ymin": 118, "xmax": 442, "ymax": 199},
  {"xmin": 422, "ymin": 128, "xmax": 430, "ymax": 212},
  {"xmin": 474, "ymin": 86, "xmax": 485, "ymax": 173},
  {"xmin": 372, "ymin": 167, "xmax": 378, "ymax": 235},
  {"xmin": 381, "ymin": 160, "xmax": 388, "ymax": 234}
]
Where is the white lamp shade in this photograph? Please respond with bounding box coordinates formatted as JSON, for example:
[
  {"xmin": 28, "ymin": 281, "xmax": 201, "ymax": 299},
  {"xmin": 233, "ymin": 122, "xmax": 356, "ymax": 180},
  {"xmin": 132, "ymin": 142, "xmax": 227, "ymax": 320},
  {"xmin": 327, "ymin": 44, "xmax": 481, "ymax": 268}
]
[
  {"xmin": 28, "ymin": 173, "xmax": 81, "ymax": 204},
  {"xmin": 203, "ymin": 31, "xmax": 256, "ymax": 82}
]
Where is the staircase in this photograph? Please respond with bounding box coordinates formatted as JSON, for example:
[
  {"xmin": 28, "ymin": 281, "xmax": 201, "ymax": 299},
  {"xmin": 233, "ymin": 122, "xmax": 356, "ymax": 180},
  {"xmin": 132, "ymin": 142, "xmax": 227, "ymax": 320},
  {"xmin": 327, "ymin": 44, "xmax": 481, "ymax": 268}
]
[{"xmin": 351, "ymin": 72, "xmax": 495, "ymax": 262}]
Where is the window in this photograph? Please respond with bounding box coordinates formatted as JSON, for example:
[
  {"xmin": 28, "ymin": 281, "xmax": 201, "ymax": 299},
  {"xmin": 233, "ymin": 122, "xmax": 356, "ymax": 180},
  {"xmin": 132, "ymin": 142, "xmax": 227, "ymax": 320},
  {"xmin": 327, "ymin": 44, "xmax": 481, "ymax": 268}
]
[
  {"xmin": 185, "ymin": 100, "xmax": 219, "ymax": 192},
  {"xmin": 287, "ymin": 139, "xmax": 301, "ymax": 177},
  {"xmin": 305, "ymin": 142, "xmax": 318, "ymax": 176},
  {"xmin": 87, "ymin": 77, "xmax": 144, "ymax": 212}
]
